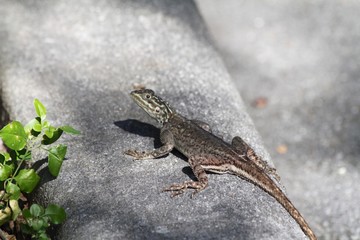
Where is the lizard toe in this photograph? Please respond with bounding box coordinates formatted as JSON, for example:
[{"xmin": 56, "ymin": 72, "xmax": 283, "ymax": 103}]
[
  {"xmin": 124, "ymin": 149, "xmax": 140, "ymax": 159},
  {"xmin": 162, "ymin": 187, "xmax": 185, "ymax": 198}
]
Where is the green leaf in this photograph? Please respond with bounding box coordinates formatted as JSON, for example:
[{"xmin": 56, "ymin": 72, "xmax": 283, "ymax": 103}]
[
  {"xmin": 48, "ymin": 145, "xmax": 67, "ymax": 177},
  {"xmin": 31, "ymin": 218, "xmax": 45, "ymax": 231},
  {"xmin": 38, "ymin": 232, "xmax": 51, "ymax": 240},
  {"xmin": 30, "ymin": 204, "xmax": 44, "ymax": 217},
  {"xmin": 34, "ymin": 123, "xmax": 42, "ymax": 132},
  {"xmin": 60, "ymin": 125, "xmax": 80, "ymax": 135},
  {"xmin": 24, "ymin": 118, "xmax": 42, "ymax": 134},
  {"xmin": 42, "ymin": 128, "xmax": 63, "ymax": 145},
  {"xmin": 45, "ymin": 204, "xmax": 66, "ymax": 224},
  {"xmin": 42, "ymin": 120, "xmax": 50, "ymax": 128},
  {"xmin": 14, "ymin": 169, "xmax": 40, "ymax": 193},
  {"xmin": 34, "ymin": 99, "xmax": 46, "ymax": 121},
  {"xmin": 0, "ymin": 121, "xmax": 27, "ymax": 151},
  {"xmin": 22, "ymin": 209, "xmax": 32, "ymax": 220},
  {"xmin": 0, "ymin": 164, "xmax": 13, "ymax": 181},
  {"xmin": 0, "ymin": 152, "xmax": 10, "ymax": 162},
  {"xmin": 44, "ymin": 125, "xmax": 57, "ymax": 139},
  {"xmin": 6, "ymin": 182, "xmax": 20, "ymax": 200}
]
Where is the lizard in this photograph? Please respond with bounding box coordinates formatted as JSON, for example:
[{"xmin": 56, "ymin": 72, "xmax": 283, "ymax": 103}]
[{"xmin": 124, "ymin": 88, "xmax": 317, "ymax": 240}]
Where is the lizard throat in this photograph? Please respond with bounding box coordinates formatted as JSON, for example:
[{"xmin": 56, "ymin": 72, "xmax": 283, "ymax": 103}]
[{"xmin": 130, "ymin": 92, "xmax": 174, "ymax": 123}]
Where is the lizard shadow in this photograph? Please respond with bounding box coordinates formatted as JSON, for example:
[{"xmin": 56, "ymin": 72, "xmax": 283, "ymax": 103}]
[
  {"xmin": 114, "ymin": 119, "xmax": 162, "ymax": 147},
  {"xmin": 114, "ymin": 119, "xmax": 188, "ymax": 161}
]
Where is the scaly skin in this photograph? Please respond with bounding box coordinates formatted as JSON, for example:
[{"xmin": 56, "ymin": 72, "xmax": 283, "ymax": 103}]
[{"xmin": 124, "ymin": 89, "xmax": 317, "ymax": 240}]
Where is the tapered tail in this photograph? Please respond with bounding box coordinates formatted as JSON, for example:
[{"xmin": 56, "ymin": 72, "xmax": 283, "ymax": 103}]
[
  {"xmin": 276, "ymin": 191, "xmax": 317, "ymax": 239},
  {"xmin": 266, "ymin": 180, "xmax": 317, "ymax": 240},
  {"xmin": 245, "ymin": 163, "xmax": 317, "ymax": 240}
]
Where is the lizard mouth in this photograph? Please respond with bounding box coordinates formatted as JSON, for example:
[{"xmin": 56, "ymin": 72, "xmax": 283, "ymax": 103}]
[
  {"xmin": 130, "ymin": 92, "xmax": 146, "ymax": 109},
  {"xmin": 130, "ymin": 92, "xmax": 156, "ymax": 117}
]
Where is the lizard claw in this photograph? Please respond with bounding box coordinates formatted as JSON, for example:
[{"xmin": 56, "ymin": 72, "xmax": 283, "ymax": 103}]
[
  {"xmin": 190, "ymin": 189, "xmax": 200, "ymax": 199},
  {"xmin": 170, "ymin": 190, "xmax": 185, "ymax": 198},
  {"xmin": 162, "ymin": 183, "xmax": 186, "ymax": 197},
  {"xmin": 162, "ymin": 181, "xmax": 201, "ymax": 198},
  {"xmin": 124, "ymin": 149, "xmax": 143, "ymax": 160}
]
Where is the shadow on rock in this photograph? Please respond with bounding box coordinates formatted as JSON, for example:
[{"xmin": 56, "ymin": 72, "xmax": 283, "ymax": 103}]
[
  {"xmin": 115, "ymin": 119, "xmax": 188, "ymax": 161},
  {"xmin": 33, "ymin": 157, "xmax": 71, "ymax": 186},
  {"xmin": 114, "ymin": 119, "xmax": 162, "ymax": 148}
]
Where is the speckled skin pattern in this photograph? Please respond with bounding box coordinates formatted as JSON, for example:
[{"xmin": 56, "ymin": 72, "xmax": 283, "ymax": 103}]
[{"xmin": 125, "ymin": 89, "xmax": 316, "ymax": 240}]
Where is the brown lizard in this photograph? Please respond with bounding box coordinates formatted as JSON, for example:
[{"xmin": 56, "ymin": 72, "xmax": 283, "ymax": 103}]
[{"xmin": 124, "ymin": 89, "xmax": 317, "ymax": 240}]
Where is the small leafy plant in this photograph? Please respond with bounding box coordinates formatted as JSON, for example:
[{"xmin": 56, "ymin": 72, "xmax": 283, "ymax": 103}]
[{"xmin": 0, "ymin": 99, "xmax": 80, "ymax": 239}]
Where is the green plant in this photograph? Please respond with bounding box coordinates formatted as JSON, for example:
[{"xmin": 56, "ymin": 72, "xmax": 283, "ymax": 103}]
[{"xmin": 0, "ymin": 99, "xmax": 80, "ymax": 239}]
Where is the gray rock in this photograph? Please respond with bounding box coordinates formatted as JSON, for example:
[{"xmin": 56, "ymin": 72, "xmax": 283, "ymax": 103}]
[
  {"xmin": 0, "ymin": 0, "xmax": 307, "ymax": 239},
  {"xmin": 197, "ymin": 0, "xmax": 360, "ymax": 239}
]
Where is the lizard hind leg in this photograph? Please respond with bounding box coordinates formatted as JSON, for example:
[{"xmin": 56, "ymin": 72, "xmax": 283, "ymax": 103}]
[
  {"xmin": 191, "ymin": 120, "xmax": 226, "ymax": 140},
  {"xmin": 162, "ymin": 155, "xmax": 209, "ymax": 198},
  {"xmin": 191, "ymin": 119, "xmax": 212, "ymax": 133},
  {"xmin": 231, "ymin": 136, "xmax": 249, "ymax": 153},
  {"xmin": 232, "ymin": 136, "xmax": 281, "ymax": 182}
]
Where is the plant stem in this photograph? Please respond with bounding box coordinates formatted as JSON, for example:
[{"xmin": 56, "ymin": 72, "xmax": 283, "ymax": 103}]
[
  {"xmin": 10, "ymin": 159, "xmax": 24, "ymax": 182},
  {"xmin": 11, "ymin": 133, "xmax": 43, "ymax": 181},
  {"xmin": 9, "ymin": 149, "xmax": 29, "ymax": 184}
]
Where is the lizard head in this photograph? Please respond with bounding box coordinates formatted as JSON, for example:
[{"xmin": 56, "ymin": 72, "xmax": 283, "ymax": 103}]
[{"xmin": 130, "ymin": 89, "xmax": 175, "ymax": 124}]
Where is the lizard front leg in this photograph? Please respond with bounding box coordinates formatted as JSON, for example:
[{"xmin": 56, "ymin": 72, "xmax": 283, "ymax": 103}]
[
  {"xmin": 124, "ymin": 129, "xmax": 174, "ymax": 160},
  {"xmin": 163, "ymin": 155, "xmax": 209, "ymax": 198}
]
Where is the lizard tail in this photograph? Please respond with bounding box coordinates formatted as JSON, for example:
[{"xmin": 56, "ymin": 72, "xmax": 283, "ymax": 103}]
[{"xmin": 270, "ymin": 183, "xmax": 317, "ymax": 240}]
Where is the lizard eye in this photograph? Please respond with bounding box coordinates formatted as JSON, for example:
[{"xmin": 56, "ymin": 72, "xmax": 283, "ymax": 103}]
[{"xmin": 145, "ymin": 94, "xmax": 151, "ymax": 99}]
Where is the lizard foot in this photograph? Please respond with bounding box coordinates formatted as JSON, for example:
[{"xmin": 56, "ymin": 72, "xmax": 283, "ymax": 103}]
[
  {"xmin": 266, "ymin": 167, "xmax": 281, "ymax": 182},
  {"xmin": 123, "ymin": 149, "xmax": 146, "ymax": 160},
  {"xmin": 162, "ymin": 182, "xmax": 188, "ymax": 197},
  {"xmin": 162, "ymin": 181, "xmax": 205, "ymax": 198}
]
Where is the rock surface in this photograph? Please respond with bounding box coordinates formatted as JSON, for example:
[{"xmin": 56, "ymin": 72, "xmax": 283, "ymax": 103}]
[
  {"xmin": 197, "ymin": 0, "xmax": 360, "ymax": 239},
  {"xmin": 1, "ymin": 0, "xmax": 309, "ymax": 239}
]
